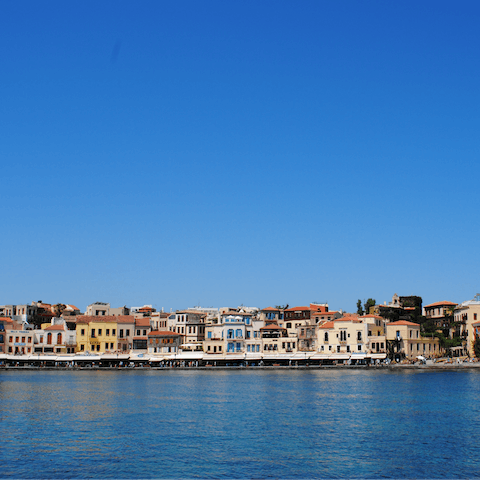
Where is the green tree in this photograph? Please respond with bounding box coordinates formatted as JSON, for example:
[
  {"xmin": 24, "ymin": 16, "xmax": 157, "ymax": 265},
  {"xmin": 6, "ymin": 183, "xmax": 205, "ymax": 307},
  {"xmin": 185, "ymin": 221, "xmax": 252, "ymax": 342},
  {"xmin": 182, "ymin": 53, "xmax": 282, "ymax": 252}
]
[
  {"xmin": 53, "ymin": 303, "xmax": 66, "ymax": 318},
  {"xmin": 473, "ymin": 336, "xmax": 480, "ymax": 358},
  {"xmin": 356, "ymin": 300, "xmax": 364, "ymax": 316},
  {"xmin": 364, "ymin": 298, "xmax": 376, "ymax": 315}
]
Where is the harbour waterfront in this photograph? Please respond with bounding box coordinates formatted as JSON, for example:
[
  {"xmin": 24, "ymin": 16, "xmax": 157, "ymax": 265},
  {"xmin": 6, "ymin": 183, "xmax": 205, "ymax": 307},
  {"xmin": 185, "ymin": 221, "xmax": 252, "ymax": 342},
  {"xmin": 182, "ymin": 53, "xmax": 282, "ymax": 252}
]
[{"xmin": 1, "ymin": 369, "xmax": 480, "ymax": 479}]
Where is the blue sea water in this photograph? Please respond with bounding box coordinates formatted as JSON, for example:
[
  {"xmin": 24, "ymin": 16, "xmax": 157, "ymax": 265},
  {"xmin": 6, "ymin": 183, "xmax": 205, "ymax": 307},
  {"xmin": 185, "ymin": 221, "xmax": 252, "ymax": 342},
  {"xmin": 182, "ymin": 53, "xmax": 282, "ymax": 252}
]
[{"xmin": 1, "ymin": 369, "xmax": 480, "ymax": 479}]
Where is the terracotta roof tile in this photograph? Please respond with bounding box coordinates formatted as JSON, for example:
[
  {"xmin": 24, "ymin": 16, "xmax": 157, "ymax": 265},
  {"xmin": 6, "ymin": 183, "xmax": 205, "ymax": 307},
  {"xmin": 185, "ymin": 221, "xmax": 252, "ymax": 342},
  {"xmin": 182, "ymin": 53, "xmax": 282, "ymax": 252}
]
[
  {"xmin": 387, "ymin": 320, "xmax": 419, "ymax": 326},
  {"xmin": 424, "ymin": 301, "xmax": 458, "ymax": 308},
  {"xmin": 148, "ymin": 330, "xmax": 182, "ymax": 336},
  {"xmin": 319, "ymin": 321, "xmax": 335, "ymax": 329},
  {"xmin": 76, "ymin": 315, "xmax": 135, "ymax": 324},
  {"xmin": 135, "ymin": 318, "xmax": 151, "ymax": 327},
  {"xmin": 45, "ymin": 325, "xmax": 65, "ymax": 331},
  {"xmin": 260, "ymin": 324, "xmax": 286, "ymax": 330}
]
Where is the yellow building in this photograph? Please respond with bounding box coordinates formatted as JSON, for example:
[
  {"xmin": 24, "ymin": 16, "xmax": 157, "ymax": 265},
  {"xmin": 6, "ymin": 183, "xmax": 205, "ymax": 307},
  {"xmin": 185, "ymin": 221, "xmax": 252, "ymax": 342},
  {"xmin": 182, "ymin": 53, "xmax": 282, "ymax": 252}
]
[
  {"xmin": 75, "ymin": 315, "xmax": 135, "ymax": 353},
  {"xmin": 385, "ymin": 320, "xmax": 442, "ymax": 361},
  {"xmin": 454, "ymin": 294, "xmax": 480, "ymax": 357}
]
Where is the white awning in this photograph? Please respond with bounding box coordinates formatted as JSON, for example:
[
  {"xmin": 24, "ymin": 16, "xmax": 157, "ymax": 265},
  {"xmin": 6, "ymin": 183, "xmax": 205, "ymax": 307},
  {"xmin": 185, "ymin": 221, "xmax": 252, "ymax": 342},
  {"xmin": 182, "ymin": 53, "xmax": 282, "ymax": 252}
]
[
  {"xmin": 328, "ymin": 354, "xmax": 350, "ymax": 360},
  {"xmin": 55, "ymin": 356, "xmax": 76, "ymax": 362},
  {"xmin": 350, "ymin": 354, "xmax": 366, "ymax": 360},
  {"xmin": 149, "ymin": 356, "xmax": 165, "ymax": 362},
  {"xmin": 245, "ymin": 354, "xmax": 263, "ymax": 360},
  {"xmin": 309, "ymin": 353, "xmax": 331, "ymax": 360},
  {"xmin": 74, "ymin": 355, "xmax": 102, "ymax": 361},
  {"xmin": 223, "ymin": 354, "xmax": 245, "ymax": 361},
  {"xmin": 130, "ymin": 355, "xmax": 151, "ymax": 361},
  {"xmin": 101, "ymin": 354, "xmax": 130, "ymax": 360},
  {"xmin": 6, "ymin": 355, "xmax": 31, "ymax": 361},
  {"xmin": 174, "ymin": 352, "xmax": 203, "ymax": 360},
  {"xmin": 202, "ymin": 354, "xmax": 225, "ymax": 361},
  {"xmin": 370, "ymin": 353, "xmax": 387, "ymax": 359}
]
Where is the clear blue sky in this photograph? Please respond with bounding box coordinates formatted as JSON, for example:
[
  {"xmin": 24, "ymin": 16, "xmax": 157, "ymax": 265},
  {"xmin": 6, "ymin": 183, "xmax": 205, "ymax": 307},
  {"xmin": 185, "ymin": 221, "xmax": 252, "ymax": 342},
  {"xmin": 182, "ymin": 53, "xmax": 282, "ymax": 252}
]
[{"xmin": 1, "ymin": 0, "xmax": 479, "ymax": 313}]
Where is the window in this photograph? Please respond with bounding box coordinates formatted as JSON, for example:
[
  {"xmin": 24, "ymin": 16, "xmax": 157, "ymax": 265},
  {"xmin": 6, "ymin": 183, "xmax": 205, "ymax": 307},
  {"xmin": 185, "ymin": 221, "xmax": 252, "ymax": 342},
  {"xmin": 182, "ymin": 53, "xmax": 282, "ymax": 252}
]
[
  {"xmin": 98, "ymin": 329, "xmax": 102, "ymax": 336},
  {"xmin": 112, "ymin": 329, "xmax": 116, "ymax": 336},
  {"xmin": 106, "ymin": 329, "xmax": 110, "ymax": 336},
  {"xmin": 110, "ymin": 343, "xmax": 114, "ymax": 349},
  {"xmin": 136, "ymin": 330, "xmax": 140, "ymax": 336},
  {"xmin": 120, "ymin": 329, "xmax": 124, "ymax": 338},
  {"xmin": 357, "ymin": 332, "xmax": 362, "ymax": 341},
  {"xmin": 91, "ymin": 329, "xmax": 96, "ymax": 338},
  {"xmin": 256, "ymin": 345, "xmax": 259, "ymax": 352},
  {"xmin": 286, "ymin": 323, "xmax": 292, "ymax": 329},
  {"xmin": 357, "ymin": 345, "xmax": 361, "ymax": 351},
  {"xmin": 324, "ymin": 332, "xmax": 328, "ymax": 342},
  {"xmin": 227, "ymin": 342, "xmax": 234, "ymax": 352},
  {"xmin": 126, "ymin": 330, "xmax": 130, "ymax": 336},
  {"xmin": 246, "ymin": 331, "xmax": 251, "ymax": 339},
  {"xmin": 236, "ymin": 343, "xmax": 241, "ymax": 352},
  {"xmin": 337, "ymin": 345, "xmax": 340, "ymax": 352},
  {"xmin": 208, "ymin": 331, "xmax": 212, "ymax": 339},
  {"xmin": 475, "ymin": 314, "xmax": 478, "ymax": 321},
  {"xmin": 57, "ymin": 333, "xmax": 62, "ymax": 344},
  {"xmin": 80, "ymin": 344, "xmax": 84, "ymax": 351},
  {"xmin": 47, "ymin": 333, "xmax": 52, "ymax": 344},
  {"xmin": 347, "ymin": 346, "xmax": 350, "ymax": 352},
  {"xmin": 236, "ymin": 329, "xmax": 242, "ymax": 338}
]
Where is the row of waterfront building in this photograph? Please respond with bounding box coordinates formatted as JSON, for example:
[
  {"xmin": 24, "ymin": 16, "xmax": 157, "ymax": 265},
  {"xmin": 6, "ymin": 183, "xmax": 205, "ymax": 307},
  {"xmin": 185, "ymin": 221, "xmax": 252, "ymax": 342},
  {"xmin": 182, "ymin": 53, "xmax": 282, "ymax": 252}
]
[{"xmin": 1, "ymin": 293, "xmax": 480, "ymax": 365}]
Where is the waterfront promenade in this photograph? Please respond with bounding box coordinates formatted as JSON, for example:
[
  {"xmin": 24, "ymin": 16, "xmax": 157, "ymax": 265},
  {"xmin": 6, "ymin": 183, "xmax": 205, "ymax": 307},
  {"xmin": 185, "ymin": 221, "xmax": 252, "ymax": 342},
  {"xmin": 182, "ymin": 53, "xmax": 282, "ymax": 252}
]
[{"xmin": 1, "ymin": 358, "xmax": 478, "ymax": 371}]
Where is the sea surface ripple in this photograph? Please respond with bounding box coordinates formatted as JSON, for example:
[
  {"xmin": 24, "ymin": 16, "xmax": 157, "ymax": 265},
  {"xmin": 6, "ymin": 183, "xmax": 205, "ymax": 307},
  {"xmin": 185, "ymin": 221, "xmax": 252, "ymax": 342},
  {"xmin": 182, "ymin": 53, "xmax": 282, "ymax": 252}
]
[{"xmin": 1, "ymin": 369, "xmax": 480, "ymax": 479}]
